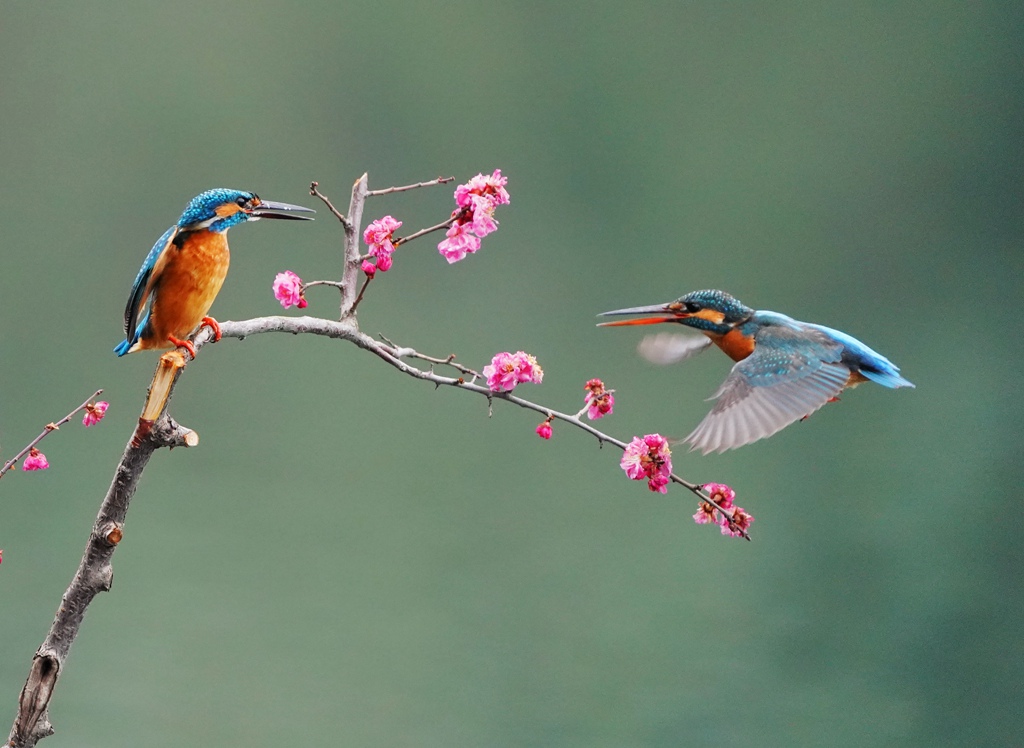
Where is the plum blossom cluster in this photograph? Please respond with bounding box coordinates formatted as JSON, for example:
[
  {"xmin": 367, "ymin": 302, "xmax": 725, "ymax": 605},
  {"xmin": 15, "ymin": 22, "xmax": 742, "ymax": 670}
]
[
  {"xmin": 693, "ymin": 482, "xmax": 754, "ymax": 538},
  {"xmin": 482, "ymin": 351, "xmax": 543, "ymax": 393},
  {"xmin": 438, "ymin": 170, "xmax": 510, "ymax": 264},
  {"xmin": 272, "ymin": 271, "xmax": 307, "ymax": 309},
  {"xmin": 620, "ymin": 434, "xmax": 673, "ymax": 494},
  {"xmin": 362, "ymin": 215, "xmax": 402, "ymax": 277},
  {"xmin": 583, "ymin": 378, "xmax": 614, "ymax": 420}
]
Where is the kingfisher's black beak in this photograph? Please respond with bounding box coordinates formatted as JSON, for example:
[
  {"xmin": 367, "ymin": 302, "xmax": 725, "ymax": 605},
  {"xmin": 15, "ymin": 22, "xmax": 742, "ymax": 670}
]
[
  {"xmin": 251, "ymin": 199, "xmax": 316, "ymax": 221},
  {"xmin": 597, "ymin": 302, "xmax": 686, "ymax": 327}
]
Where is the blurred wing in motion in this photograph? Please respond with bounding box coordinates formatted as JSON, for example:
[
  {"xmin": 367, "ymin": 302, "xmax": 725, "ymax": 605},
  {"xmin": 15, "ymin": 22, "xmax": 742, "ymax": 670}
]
[{"xmin": 636, "ymin": 332, "xmax": 713, "ymax": 366}]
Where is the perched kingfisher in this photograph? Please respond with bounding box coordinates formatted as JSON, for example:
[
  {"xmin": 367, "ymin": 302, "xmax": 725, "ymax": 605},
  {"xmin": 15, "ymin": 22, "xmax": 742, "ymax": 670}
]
[
  {"xmin": 599, "ymin": 290, "xmax": 914, "ymax": 454},
  {"xmin": 115, "ymin": 189, "xmax": 313, "ymax": 358}
]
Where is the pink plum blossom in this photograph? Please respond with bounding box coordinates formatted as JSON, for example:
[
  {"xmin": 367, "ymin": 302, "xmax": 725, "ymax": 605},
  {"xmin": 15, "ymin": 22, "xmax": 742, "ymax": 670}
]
[
  {"xmin": 363, "ymin": 215, "xmax": 402, "ymax": 250},
  {"xmin": 703, "ymin": 482, "xmax": 735, "ymax": 510},
  {"xmin": 361, "ymin": 260, "xmax": 376, "ymax": 278},
  {"xmin": 648, "ymin": 473, "xmax": 670, "ymax": 493},
  {"xmin": 439, "ymin": 170, "xmax": 509, "ymax": 262},
  {"xmin": 437, "ymin": 222, "xmax": 481, "ymax": 264},
  {"xmin": 273, "ymin": 271, "xmax": 307, "ymax": 309},
  {"xmin": 620, "ymin": 434, "xmax": 672, "ymax": 493},
  {"xmin": 693, "ymin": 502, "xmax": 718, "ymax": 525},
  {"xmin": 692, "ymin": 483, "xmax": 752, "ymax": 537},
  {"xmin": 536, "ymin": 421, "xmax": 553, "ymax": 440},
  {"xmin": 483, "ymin": 352, "xmax": 519, "ymax": 392},
  {"xmin": 620, "ymin": 440, "xmax": 648, "ymax": 481},
  {"xmin": 583, "ymin": 379, "xmax": 614, "ymax": 420},
  {"xmin": 469, "ymin": 194, "xmax": 498, "ymax": 237},
  {"xmin": 513, "ymin": 352, "xmax": 543, "ymax": 384},
  {"xmin": 483, "ymin": 351, "xmax": 543, "ymax": 393},
  {"xmin": 455, "ymin": 170, "xmax": 510, "ymax": 207},
  {"xmin": 22, "ymin": 448, "xmax": 49, "ymax": 471},
  {"xmin": 82, "ymin": 401, "xmax": 109, "ymax": 427},
  {"xmin": 720, "ymin": 506, "xmax": 754, "ymax": 538},
  {"xmin": 364, "ymin": 215, "xmax": 402, "ymax": 272}
]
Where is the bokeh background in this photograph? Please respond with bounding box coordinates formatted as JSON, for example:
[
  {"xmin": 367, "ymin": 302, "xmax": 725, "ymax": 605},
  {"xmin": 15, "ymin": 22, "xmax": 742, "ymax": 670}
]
[{"xmin": 2, "ymin": 3, "xmax": 1022, "ymax": 746}]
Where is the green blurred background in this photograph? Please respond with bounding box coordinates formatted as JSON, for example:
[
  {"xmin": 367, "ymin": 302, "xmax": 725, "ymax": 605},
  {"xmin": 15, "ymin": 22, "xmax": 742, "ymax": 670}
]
[{"xmin": 2, "ymin": 2, "xmax": 1021, "ymax": 746}]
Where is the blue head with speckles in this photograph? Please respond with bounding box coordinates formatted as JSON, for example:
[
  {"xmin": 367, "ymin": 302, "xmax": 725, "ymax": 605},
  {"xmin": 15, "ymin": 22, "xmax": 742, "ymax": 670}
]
[
  {"xmin": 175, "ymin": 189, "xmax": 315, "ymax": 233},
  {"xmin": 177, "ymin": 189, "xmax": 260, "ymax": 233},
  {"xmin": 663, "ymin": 290, "xmax": 754, "ymax": 334},
  {"xmin": 678, "ymin": 290, "xmax": 752, "ymax": 321}
]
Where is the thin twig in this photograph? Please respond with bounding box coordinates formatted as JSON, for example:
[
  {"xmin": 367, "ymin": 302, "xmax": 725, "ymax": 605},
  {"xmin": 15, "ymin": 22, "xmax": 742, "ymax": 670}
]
[
  {"xmin": 378, "ymin": 336, "xmax": 479, "ymax": 378},
  {"xmin": 366, "ymin": 176, "xmax": 454, "ymax": 197},
  {"xmin": 0, "ymin": 389, "xmax": 104, "ymax": 479},
  {"xmin": 350, "ymin": 276, "xmax": 372, "ymax": 314},
  {"xmin": 302, "ymin": 279, "xmax": 345, "ymax": 293},
  {"xmin": 392, "ymin": 216, "xmax": 456, "ymax": 248},
  {"xmin": 309, "ymin": 181, "xmax": 351, "ymax": 229}
]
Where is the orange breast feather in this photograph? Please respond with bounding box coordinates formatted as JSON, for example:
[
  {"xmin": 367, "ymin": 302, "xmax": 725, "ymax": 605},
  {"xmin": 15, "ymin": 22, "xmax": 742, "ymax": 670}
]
[
  {"xmin": 147, "ymin": 230, "xmax": 230, "ymax": 345},
  {"xmin": 713, "ymin": 328, "xmax": 756, "ymax": 362}
]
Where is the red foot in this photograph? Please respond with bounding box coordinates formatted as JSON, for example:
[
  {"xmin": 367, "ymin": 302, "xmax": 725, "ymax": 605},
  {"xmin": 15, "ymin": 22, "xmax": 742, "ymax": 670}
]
[
  {"xmin": 167, "ymin": 335, "xmax": 196, "ymax": 358},
  {"xmin": 827, "ymin": 396, "xmax": 841, "ymax": 403},
  {"xmin": 201, "ymin": 316, "xmax": 222, "ymax": 342}
]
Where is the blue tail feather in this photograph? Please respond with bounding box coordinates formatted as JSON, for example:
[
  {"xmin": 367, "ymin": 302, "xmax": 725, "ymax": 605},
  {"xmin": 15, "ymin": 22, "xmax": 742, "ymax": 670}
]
[
  {"xmin": 808, "ymin": 323, "xmax": 914, "ymax": 389},
  {"xmin": 859, "ymin": 368, "xmax": 914, "ymax": 389},
  {"xmin": 114, "ymin": 311, "xmax": 148, "ymax": 357}
]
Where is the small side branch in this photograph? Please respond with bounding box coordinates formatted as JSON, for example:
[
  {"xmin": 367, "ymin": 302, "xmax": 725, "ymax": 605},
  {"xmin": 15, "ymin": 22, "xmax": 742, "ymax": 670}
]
[
  {"xmin": 393, "ymin": 216, "xmax": 456, "ymax": 248},
  {"xmin": 0, "ymin": 390, "xmax": 104, "ymax": 479},
  {"xmin": 378, "ymin": 335, "xmax": 480, "ymax": 380},
  {"xmin": 309, "ymin": 181, "xmax": 351, "ymax": 230},
  {"xmin": 366, "ymin": 176, "xmax": 454, "ymax": 197}
]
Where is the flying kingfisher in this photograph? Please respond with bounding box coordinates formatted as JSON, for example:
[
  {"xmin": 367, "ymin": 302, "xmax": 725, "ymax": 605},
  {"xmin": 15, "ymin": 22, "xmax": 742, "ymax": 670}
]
[
  {"xmin": 599, "ymin": 290, "xmax": 914, "ymax": 454},
  {"xmin": 114, "ymin": 188, "xmax": 314, "ymax": 358}
]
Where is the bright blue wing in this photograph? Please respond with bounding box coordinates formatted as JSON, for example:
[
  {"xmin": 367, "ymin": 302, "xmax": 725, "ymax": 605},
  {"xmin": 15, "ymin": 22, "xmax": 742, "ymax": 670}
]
[
  {"xmin": 806, "ymin": 323, "xmax": 914, "ymax": 388},
  {"xmin": 115, "ymin": 225, "xmax": 177, "ymax": 356},
  {"xmin": 685, "ymin": 318, "xmax": 849, "ymax": 454}
]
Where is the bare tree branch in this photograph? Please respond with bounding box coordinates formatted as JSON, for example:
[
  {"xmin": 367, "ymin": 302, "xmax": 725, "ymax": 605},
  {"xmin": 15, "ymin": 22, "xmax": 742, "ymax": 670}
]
[
  {"xmin": 339, "ymin": 174, "xmax": 368, "ymax": 319},
  {"xmin": 5, "ymin": 172, "xmax": 745, "ymax": 747},
  {"xmin": 5, "ymin": 414, "xmax": 197, "ymax": 748},
  {"xmin": 366, "ymin": 176, "xmax": 454, "ymax": 196},
  {"xmin": 189, "ymin": 317, "xmax": 727, "ymax": 503}
]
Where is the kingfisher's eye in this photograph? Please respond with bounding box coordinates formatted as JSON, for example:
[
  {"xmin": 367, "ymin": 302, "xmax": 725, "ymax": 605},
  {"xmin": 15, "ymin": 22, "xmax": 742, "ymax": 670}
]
[
  {"xmin": 684, "ymin": 301, "xmax": 702, "ymax": 313},
  {"xmin": 235, "ymin": 196, "xmax": 248, "ymax": 207}
]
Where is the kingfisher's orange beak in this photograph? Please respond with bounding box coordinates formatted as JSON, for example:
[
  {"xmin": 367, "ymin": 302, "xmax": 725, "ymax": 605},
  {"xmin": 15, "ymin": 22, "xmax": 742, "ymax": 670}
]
[{"xmin": 597, "ymin": 302, "xmax": 687, "ymax": 327}]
